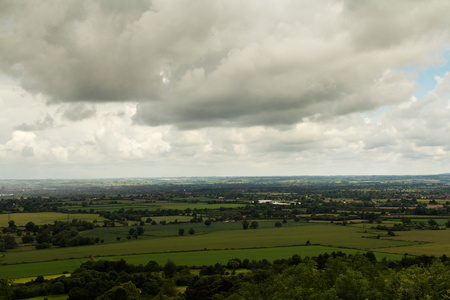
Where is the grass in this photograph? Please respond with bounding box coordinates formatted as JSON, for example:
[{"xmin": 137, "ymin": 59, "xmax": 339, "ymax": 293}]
[
  {"xmin": 373, "ymin": 229, "xmax": 450, "ymax": 257},
  {"xmin": 1, "ymin": 246, "xmax": 404, "ymax": 279},
  {"xmin": 2, "ymin": 223, "xmax": 415, "ymax": 265},
  {"xmin": 410, "ymin": 218, "xmax": 448, "ymax": 225},
  {"xmin": 81, "ymin": 220, "xmax": 315, "ymax": 243},
  {"xmin": 0, "ymin": 212, "xmax": 105, "ymax": 227},
  {"xmin": 66, "ymin": 202, "xmax": 244, "ymax": 212},
  {"xmin": 0, "ymin": 259, "xmax": 89, "ymax": 279},
  {"xmin": 100, "ymin": 246, "xmax": 405, "ymax": 266}
]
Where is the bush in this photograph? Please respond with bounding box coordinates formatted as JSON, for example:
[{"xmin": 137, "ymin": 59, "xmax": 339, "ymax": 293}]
[
  {"xmin": 21, "ymin": 233, "xmax": 34, "ymax": 244},
  {"xmin": 51, "ymin": 281, "xmax": 65, "ymax": 294}
]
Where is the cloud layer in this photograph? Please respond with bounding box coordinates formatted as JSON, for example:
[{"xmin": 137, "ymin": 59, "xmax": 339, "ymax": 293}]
[{"xmin": 0, "ymin": 0, "xmax": 449, "ymax": 178}]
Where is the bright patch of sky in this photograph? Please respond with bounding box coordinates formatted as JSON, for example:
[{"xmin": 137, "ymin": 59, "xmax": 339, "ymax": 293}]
[{"xmin": 406, "ymin": 51, "xmax": 450, "ymax": 99}]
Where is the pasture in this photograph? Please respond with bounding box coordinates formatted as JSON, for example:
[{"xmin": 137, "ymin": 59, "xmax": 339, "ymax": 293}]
[
  {"xmin": 374, "ymin": 229, "xmax": 450, "ymax": 257},
  {"xmin": 1, "ymin": 223, "xmax": 415, "ymax": 265},
  {"xmin": 65, "ymin": 201, "xmax": 244, "ymax": 212},
  {"xmin": 0, "ymin": 212, "xmax": 104, "ymax": 227},
  {"xmin": 0, "ymin": 258, "xmax": 88, "ymax": 279},
  {"xmin": 100, "ymin": 246, "xmax": 405, "ymax": 266},
  {"xmin": 0, "ymin": 246, "xmax": 405, "ymax": 279}
]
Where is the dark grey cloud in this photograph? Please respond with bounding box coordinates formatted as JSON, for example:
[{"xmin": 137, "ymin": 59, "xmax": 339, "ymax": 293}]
[{"xmin": 1, "ymin": 0, "xmax": 449, "ymax": 130}]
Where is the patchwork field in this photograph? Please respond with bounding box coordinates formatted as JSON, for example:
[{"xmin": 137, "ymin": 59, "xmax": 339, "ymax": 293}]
[
  {"xmin": 0, "ymin": 245, "xmax": 405, "ymax": 279},
  {"xmin": 373, "ymin": 229, "xmax": 450, "ymax": 256},
  {"xmin": 65, "ymin": 201, "xmax": 244, "ymax": 212},
  {"xmin": 2, "ymin": 223, "xmax": 416, "ymax": 265},
  {"xmin": 0, "ymin": 212, "xmax": 105, "ymax": 227}
]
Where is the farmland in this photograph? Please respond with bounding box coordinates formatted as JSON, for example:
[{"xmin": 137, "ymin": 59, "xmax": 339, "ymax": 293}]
[
  {"xmin": 65, "ymin": 201, "xmax": 244, "ymax": 213},
  {"xmin": 0, "ymin": 245, "xmax": 406, "ymax": 279},
  {"xmin": 1, "ymin": 222, "xmax": 417, "ymax": 266},
  {"xmin": 1, "ymin": 175, "xmax": 450, "ymax": 298},
  {"xmin": 0, "ymin": 212, "xmax": 104, "ymax": 227}
]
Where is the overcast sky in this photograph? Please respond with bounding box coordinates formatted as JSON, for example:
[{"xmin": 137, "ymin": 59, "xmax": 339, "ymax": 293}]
[{"xmin": 0, "ymin": 0, "xmax": 449, "ymax": 179}]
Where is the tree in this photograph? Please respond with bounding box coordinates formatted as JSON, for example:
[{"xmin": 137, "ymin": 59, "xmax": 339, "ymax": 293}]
[
  {"xmin": 51, "ymin": 281, "xmax": 65, "ymax": 295},
  {"xmin": 8, "ymin": 220, "xmax": 16, "ymax": 228},
  {"xmin": 21, "ymin": 232, "xmax": 34, "ymax": 243},
  {"xmin": 189, "ymin": 227, "xmax": 195, "ymax": 235},
  {"xmin": 179, "ymin": 228, "xmax": 185, "ymax": 236},
  {"xmin": 128, "ymin": 228, "xmax": 136, "ymax": 236},
  {"xmin": 2, "ymin": 234, "xmax": 18, "ymax": 249},
  {"xmin": 0, "ymin": 279, "xmax": 12, "ymax": 300},
  {"xmin": 242, "ymin": 220, "xmax": 249, "ymax": 230},
  {"xmin": 136, "ymin": 226, "xmax": 145, "ymax": 236},
  {"xmin": 275, "ymin": 221, "xmax": 282, "ymax": 227},
  {"xmin": 97, "ymin": 281, "xmax": 141, "ymax": 300},
  {"xmin": 142, "ymin": 279, "xmax": 160, "ymax": 296},
  {"xmin": 205, "ymin": 219, "xmax": 212, "ymax": 226},
  {"xmin": 250, "ymin": 221, "xmax": 259, "ymax": 229},
  {"xmin": 25, "ymin": 221, "xmax": 37, "ymax": 232},
  {"xmin": 163, "ymin": 260, "xmax": 177, "ymax": 277},
  {"xmin": 428, "ymin": 219, "xmax": 438, "ymax": 227},
  {"xmin": 227, "ymin": 258, "xmax": 241, "ymax": 271}
]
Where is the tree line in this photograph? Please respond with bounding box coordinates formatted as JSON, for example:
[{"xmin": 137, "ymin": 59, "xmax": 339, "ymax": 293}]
[{"xmin": 1, "ymin": 252, "xmax": 449, "ymax": 299}]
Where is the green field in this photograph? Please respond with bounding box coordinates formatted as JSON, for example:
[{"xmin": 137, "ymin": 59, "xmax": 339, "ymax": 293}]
[
  {"xmin": 0, "ymin": 246, "xmax": 405, "ymax": 279},
  {"xmin": 101, "ymin": 246, "xmax": 405, "ymax": 266},
  {"xmin": 0, "ymin": 259, "xmax": 89, "ymax": 279},
  {"xmin": 66, "ymin": 202, "xmax": 244, "ymax": 212},
  {"xmin": 2, "ymin": 223, "xmax": 415, "ymax": 265},
  {"xmin": 410, "ymin": 218, "xmax": 449, "ymax": 225},
  {"xmin": 375, "ymin": 229, "xmax": 450, "ymax": 257},
  {"xmin": 0, "ymin": 212, "xmax": 105, "ymax": 226}
]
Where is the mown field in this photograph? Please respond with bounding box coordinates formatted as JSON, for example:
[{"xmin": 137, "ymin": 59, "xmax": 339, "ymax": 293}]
[
  {"xmin": 0, "ymin": 245, "xmax": 405, "ymax": 279},
  {"xmin": 1, "ymin": 216, "xmax": 449, "ymax": 280},
  {"xmin": 2, "ymin": 222, "xmax": 416, "ymax": 265},
  {"xmin": 65, "ymin": 201, "xmax": 244, "ymax": 212},
  {"xmin": 0, "ymin": 212, "xmax": 105, "ymax": 227},
  {"xmin": 374, "ymin": 229, "xmax": 450, "ymax": 257}
]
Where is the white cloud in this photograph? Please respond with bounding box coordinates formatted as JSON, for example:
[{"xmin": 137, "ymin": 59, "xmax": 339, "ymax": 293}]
[{"xmin": 0, "ymin": 1, "xmax": 449, "ymax": 178}]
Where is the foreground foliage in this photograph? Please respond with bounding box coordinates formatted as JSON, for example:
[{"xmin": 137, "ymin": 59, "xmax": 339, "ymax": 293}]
[{"xmin": 3, "ymin": 252, "xmax": 450, "ymax": 300}]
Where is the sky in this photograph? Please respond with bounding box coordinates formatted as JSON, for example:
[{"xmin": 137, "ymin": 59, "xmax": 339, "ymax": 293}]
[{"xmin": 0, "ymin": 0, "xmax": 449, "ymax": 179}]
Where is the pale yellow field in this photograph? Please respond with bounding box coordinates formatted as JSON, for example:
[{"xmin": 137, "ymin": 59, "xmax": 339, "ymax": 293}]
[
  {"xmin": 13, "ymin": 274, "xmax": 71, "ymax": 283},
  {"xmin": 0, "ymin": 212, "xmax": 105, "ymax": 226}
]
